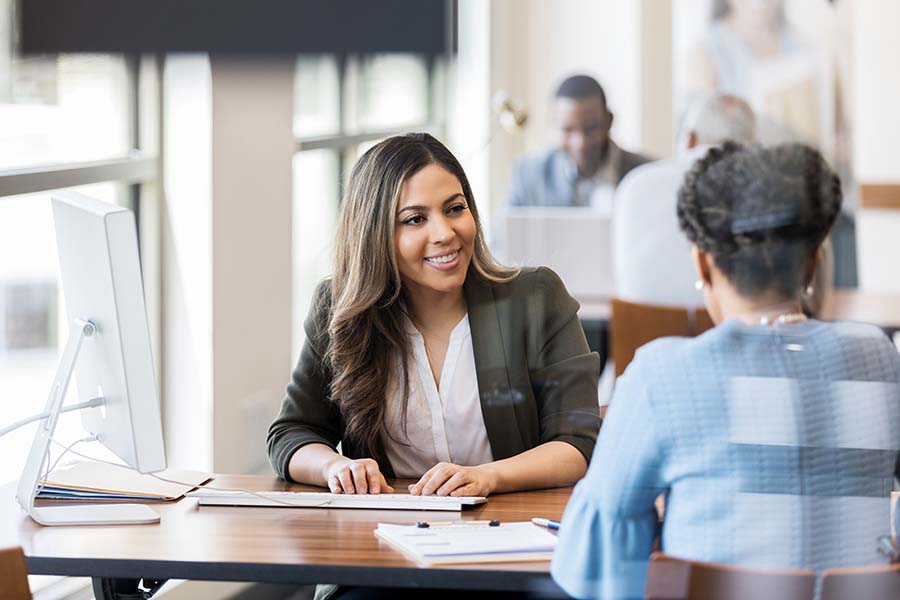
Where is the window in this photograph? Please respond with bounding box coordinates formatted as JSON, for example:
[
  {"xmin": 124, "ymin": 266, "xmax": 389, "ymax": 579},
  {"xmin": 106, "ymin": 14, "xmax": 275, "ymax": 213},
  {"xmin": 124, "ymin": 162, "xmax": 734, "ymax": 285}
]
[
  {"xmin": 0, "ymin": 0, "xmax": 160, "ymax": 490},
  {"xmin": 2, "ymin": 282, "xmax": 57, "ymax": 351},
  {"xmin": 291, "ymin": 53, "xmax": 447, "ymax": 358}
]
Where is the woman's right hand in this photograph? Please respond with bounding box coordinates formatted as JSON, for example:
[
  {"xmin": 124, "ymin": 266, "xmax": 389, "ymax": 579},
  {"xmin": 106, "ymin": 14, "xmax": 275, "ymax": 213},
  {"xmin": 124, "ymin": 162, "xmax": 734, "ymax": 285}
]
[{"xmin": 322, "ymin": 456, "xmax": 394, "ymax": 494}]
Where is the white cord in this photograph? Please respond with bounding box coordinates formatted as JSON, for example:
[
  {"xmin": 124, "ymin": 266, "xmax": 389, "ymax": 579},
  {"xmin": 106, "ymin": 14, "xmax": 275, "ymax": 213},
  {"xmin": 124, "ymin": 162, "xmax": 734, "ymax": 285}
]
[
  {"xmin": 0, "ymin": 397, "xmax": 105, "ymax": 438},
  {"xmin": 46, "ymin": 439, "xmax": 326, "ymax": 508},
  {"xmin": 36, "ymin": 434, "xmax": 99, "ymax": 496},
  {"xmin": 146, "ymin": 471, "xmax": 330, "ymax": 508}
]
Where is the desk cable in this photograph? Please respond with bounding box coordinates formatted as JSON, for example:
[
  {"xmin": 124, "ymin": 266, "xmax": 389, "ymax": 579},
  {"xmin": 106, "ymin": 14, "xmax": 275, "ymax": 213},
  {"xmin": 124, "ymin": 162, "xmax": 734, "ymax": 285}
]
[
  {"xmin": 2, "ymin": 402, "xmax": 322, "ymax": 507},
  {"xmin": 45, "ymin": 438, "xmax": 331, "ymax": 508},
  {"xmin": 0, "ymin": 397, "xmax": 105, "ymax": 438}
]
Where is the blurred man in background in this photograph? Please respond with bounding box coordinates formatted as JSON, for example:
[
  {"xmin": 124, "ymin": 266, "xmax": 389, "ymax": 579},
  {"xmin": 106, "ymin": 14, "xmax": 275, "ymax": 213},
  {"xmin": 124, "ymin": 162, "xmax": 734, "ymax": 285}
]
[{"xmin": 506, "ymin": 74, "xmax": 650, "ymax": 211}]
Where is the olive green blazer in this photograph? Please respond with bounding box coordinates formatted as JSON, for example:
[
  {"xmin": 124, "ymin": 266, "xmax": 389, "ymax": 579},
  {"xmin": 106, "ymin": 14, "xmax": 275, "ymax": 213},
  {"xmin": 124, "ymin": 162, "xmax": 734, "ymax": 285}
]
[{"xmin": 267, "ymin": 267, "xmax": 601, "ymax": 481}]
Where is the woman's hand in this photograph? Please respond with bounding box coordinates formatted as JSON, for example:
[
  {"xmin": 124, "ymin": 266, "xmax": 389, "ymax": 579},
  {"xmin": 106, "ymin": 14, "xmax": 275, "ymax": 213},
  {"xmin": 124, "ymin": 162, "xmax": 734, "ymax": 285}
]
[
  {"xmin": 408, "ymin": 462, "xmax": 498, "ymax": 497},
  {"xmin": 322, "ymin": 456, "xmax": 394, "ymax": 494}
]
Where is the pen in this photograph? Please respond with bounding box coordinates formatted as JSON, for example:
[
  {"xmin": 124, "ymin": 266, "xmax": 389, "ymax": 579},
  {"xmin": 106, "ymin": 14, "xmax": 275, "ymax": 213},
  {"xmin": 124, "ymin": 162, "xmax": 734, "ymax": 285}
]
[
  {"xmin": 531, "ymin": 517, "xmax": 560, "ymax": 530},
  {"xmin": 416, "ymin": 520, "xmax": 500, "ymax": 528}
]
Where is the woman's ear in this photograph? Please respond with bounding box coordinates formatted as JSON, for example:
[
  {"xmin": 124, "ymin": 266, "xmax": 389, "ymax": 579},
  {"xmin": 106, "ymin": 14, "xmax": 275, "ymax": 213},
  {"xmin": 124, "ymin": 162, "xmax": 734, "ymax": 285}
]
[
  {"xmin": 804, "ymin": 245, "xmax": 823, "ymax": 286},
  {"xmin": 692, "ymin": 246, "xmax": 711, "ymax": 287}
]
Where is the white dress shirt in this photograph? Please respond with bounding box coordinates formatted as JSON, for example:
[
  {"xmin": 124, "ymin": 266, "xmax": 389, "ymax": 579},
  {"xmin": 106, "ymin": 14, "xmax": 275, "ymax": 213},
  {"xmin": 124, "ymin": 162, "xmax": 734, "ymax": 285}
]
[{"xmin": 383, "ymin": 314, "xmax": 494, "ymax": 479}]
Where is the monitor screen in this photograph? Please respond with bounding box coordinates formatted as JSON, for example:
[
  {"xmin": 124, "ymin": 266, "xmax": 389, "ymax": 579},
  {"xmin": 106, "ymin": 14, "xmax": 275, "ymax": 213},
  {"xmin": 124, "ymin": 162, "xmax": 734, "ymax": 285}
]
[{"xmin": 50, "ymin": 192, "xmax": 166, "ymax": 474}]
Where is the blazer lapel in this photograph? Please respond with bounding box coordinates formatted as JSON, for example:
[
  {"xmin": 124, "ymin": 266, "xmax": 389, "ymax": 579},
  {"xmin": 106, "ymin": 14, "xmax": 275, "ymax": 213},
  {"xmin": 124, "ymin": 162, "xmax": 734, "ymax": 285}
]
[{"xmin": 464, "ymin": 275, "xmax": 525, "ymax": 460}]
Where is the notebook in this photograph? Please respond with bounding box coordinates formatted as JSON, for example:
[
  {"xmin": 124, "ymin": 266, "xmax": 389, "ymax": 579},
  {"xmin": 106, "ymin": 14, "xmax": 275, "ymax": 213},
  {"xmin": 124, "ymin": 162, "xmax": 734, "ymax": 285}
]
[
  {"xmin": 37, "ymin": 461, "xmax": 212, "ymax": 502},
  {"xmin": 374, "ymin": 521, "xmax": 558, "ymax": 565}
]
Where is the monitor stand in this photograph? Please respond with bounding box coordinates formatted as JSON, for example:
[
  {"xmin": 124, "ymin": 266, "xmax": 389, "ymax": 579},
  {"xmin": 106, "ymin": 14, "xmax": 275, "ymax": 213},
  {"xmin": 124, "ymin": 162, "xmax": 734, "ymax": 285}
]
[{"xmin": 15, "ymin": 319, "xmax": 160, "ymax": 526}]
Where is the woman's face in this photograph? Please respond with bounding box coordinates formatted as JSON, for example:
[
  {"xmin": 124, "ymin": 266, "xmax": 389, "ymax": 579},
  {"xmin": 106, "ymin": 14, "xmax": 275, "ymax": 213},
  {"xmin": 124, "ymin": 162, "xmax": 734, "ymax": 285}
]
[
  {"xmin": 728, "ymin": 0, "xmax": 782, "ymax": 30},
  {"xmin": 394, "ymin": 163, "xmax": 477, "ymax": 298}
]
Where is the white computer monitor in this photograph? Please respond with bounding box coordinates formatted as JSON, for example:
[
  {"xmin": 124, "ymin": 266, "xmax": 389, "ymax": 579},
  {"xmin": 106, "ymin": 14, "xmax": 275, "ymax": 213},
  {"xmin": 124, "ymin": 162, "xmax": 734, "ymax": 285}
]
[
  {"xmin": 16, "ymin": 191, "xmax": 166, "ymax": 526},
  {"xmin": 503, "ymin": 207, "xmax": 615, "ymax": 299}
]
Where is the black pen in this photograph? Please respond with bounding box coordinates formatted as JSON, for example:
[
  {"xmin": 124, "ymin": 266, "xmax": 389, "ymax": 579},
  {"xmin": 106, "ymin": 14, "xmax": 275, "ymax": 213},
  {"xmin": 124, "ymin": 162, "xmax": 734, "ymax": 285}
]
[
  {"xmin": 531, "ymin": 517, "xmax": 560, "ymax": 530},
  {"xmin": 417, "ymin": 519, "xmax": 501, "ymax": 528}
]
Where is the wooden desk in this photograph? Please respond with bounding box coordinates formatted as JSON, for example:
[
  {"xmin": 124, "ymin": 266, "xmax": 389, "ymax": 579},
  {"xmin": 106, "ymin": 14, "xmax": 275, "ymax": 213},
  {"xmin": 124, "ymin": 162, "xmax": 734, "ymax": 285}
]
[
  {"xmin": 820, "ymin": 289, "xmax": 900, "ymax": 331},
  {"xmin": 0, "ymin": 475, "xmax": 572, "ymax": 599}
]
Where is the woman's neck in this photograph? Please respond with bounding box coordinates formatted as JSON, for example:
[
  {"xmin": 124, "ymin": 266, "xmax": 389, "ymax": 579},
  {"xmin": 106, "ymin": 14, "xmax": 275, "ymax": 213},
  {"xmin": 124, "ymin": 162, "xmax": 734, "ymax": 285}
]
[
  {"xmin": 718, "ymin": 286, "xmax": 804, "ymax": 325},
  {"xmin": 726, "ymin": 13, "xmax": 781, "ymax": 58},
  {"xmin": 404, "ymin": 285, "xmax": 468, "ymax": 335}
]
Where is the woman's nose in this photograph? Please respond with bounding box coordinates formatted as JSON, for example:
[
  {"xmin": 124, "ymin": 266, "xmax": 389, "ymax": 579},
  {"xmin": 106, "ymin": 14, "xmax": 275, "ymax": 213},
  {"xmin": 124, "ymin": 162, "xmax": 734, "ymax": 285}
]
[{"xmin": 429, "ymin": 216, "xmax": 454, "ymax": 243}]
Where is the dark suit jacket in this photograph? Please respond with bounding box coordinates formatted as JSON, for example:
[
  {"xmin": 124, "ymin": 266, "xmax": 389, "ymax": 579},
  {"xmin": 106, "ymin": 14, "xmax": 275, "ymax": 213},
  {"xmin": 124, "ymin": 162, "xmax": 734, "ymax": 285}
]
[
  {"xmin": 267, "ymin": 267, "xmax": 602, "ymax": 481},
  {"xmin": 507, "ymin": 142, "xmax": 652, "ymax": 207}
]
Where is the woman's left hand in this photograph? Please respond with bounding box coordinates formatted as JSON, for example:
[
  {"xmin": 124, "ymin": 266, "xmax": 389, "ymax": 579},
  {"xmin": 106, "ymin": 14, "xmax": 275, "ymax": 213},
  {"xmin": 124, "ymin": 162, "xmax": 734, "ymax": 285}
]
[{"xmin": 409, "ymin": 462, "xmax": 498, "ymax": 497}]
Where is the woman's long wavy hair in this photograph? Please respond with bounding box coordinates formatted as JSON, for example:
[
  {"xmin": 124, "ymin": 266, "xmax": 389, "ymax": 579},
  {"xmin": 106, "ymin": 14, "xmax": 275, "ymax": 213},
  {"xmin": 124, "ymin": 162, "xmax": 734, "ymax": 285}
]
[{"xmin": 324, "ymin": 133, "xmax": 517, "ymax": 459}]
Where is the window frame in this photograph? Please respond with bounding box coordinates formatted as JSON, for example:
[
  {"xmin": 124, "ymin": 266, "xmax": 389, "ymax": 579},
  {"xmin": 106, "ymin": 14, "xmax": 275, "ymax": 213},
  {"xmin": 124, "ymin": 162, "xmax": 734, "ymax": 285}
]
[
  {"xmin": 293, "ymin": 52, "xmax": 446, "ymax": 196},
  {"xmin": 0, "ymin": 51, "xmax": 161, "ymax": 600}
]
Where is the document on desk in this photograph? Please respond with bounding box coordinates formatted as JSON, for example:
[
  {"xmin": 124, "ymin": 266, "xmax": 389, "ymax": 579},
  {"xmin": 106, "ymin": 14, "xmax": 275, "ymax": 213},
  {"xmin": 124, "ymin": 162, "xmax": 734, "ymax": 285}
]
[
  {"xmin": 38, "ymin": 461, "xmax": 212, "ymax": 501},
  {"xmin": 375, "ymin": 521, "xmax": 558, "ymax": 565}
]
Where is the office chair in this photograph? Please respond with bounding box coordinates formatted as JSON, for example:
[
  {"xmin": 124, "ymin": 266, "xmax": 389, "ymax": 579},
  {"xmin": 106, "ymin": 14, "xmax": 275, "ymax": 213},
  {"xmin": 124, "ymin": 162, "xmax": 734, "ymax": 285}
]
[
  {"xmin": 820, "ymin": 563, "xmax": 900, "ymax": 600},
  {"xmin": 645, "ymin": 553, "xmax": 815, "ymax": 600},
  {"xmin": 610, "ymin": 299, "xmax": 714, "ymax": 377},
  {"xmin": 0, "ymin": 546, "xmax": 31, "ymax": 600}
]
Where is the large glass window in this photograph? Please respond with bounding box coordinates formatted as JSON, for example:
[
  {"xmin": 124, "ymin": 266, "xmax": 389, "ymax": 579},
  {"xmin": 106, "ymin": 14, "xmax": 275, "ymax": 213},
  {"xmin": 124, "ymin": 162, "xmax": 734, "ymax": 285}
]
[
  {"xmin": 0, "ymin": 54, "xmax": 131, "ymax": 169},
  {"xmin": 0, "ymin": 0, "xmax": 159, "ymax": 533},
  {"xmin": 291, "ymin": 53, "xmax": 446, "ymax": 359}
]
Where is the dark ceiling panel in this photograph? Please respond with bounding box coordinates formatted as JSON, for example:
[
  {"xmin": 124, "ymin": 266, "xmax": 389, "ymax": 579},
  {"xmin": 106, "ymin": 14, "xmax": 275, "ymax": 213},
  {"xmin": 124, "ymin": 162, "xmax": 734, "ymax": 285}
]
[{"xmin": 20, "ymin": 0, "xmax": 452, "ymax": 54}]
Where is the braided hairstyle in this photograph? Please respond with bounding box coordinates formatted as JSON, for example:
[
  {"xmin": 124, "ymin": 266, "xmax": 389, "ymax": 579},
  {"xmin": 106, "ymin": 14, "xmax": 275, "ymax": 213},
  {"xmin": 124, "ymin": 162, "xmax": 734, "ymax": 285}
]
[{"xmin": 677, "ymin": 142, "xmax": 842, "ymax": 298}]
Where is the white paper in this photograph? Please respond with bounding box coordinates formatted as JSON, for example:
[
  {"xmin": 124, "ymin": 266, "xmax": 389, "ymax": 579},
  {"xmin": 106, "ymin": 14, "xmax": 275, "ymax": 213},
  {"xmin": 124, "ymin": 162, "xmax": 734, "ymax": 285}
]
[{"xmin": 376, "ymin": 521, "xmax": 557, "ymax": 559}]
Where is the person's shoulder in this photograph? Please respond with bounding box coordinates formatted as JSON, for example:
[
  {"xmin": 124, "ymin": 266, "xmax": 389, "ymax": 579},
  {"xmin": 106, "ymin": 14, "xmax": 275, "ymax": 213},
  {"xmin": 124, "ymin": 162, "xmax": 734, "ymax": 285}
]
[
  {"xmin": 304, "ymin": 278, "xmax": 334, "ymax": 345},
  {"xmin": 628, "ymin": 322, "xmax": 730, "ymax": 375},
  {"xmin": 513, "ymin": 148, "xmax": 560, "ymax": 175},
  {"xmin": 817, "ymin": 320, "xmax": 900, "ymax": 366},
  {"xmin": 616, "ymin": 156, "xmax": 683, "ymax": 191},
  {"xmin": 476, "ymin": 267, "xmax": 574, "ymax": 314},
  {"xmin": 619, "ymin": 147, "xmax": 653, "ymax": 175},
  {"xmin": 495, "ymin": 265, "xmax": 566, "ymax": 295},
  {"xmin": 311, "ymin": 277, "xmax": 334, "ymax": 310},
  {"xmin": 823, "ymin": 319, "xmax": 888, "ymax": 340}
]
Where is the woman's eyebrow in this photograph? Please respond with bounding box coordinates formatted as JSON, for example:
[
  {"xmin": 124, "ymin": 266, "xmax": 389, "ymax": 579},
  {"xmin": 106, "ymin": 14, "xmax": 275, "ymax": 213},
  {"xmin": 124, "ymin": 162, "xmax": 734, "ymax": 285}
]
[{"xmin": 397, "ymin": 193, "xmax": 465, "ymax": 215}]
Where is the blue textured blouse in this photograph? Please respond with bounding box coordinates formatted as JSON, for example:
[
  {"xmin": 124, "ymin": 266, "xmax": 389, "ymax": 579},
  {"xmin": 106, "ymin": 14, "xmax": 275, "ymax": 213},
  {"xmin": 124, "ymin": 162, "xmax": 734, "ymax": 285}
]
[{"xmin": 552, "ymin": 318, "xmax": 900, "ymax": 600}]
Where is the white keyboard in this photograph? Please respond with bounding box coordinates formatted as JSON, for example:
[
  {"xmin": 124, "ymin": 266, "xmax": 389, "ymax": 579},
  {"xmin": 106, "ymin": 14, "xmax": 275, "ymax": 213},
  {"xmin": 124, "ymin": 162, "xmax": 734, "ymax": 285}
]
[{"xmin": 186, "ymin": 489, "xmax": 487, "ymax": 511}]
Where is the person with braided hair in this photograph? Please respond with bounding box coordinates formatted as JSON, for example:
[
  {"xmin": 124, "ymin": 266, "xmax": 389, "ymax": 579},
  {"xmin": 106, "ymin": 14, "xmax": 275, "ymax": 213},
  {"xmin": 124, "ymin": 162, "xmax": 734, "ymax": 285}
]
[{"xmin": 552, "ymin": 142, "xmax": 900, "ymax": 599}]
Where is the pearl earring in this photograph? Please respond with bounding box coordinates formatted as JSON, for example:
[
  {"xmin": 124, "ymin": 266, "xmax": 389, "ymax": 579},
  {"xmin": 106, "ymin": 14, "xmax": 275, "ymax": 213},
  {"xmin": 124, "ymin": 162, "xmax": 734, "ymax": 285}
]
[
  {"xmin": 694, "ymin": 279, "xmax": 705, "ymax": 291},
  {"xmin": 805, "ymin": 284, "xmax": 814, "ymax": 296}
]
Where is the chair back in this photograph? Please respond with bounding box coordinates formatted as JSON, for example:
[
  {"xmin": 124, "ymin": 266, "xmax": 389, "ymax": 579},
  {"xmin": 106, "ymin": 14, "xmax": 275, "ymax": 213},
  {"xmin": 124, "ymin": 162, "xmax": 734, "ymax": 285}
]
[
  {"xmin": 645, "ymin": 553, "xmax": 815, "ymax": 600},
  {"xmin": 820, "ymin": 563, "xmax": 900, "ymax": 600},
  {"xmin": 611, "ymin": 299, "xmax": 714, "ymax": 377},
  {"xmin": 0, "ymin": 546, "xmax": 31, "ymax": 600}
]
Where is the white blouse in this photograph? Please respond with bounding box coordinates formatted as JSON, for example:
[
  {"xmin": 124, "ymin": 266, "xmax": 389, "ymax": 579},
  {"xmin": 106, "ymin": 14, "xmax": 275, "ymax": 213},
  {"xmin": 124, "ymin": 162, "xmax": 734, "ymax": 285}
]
[{"xmin": 383, "ymin": 314, "xmax": 494, "ymax": 478}]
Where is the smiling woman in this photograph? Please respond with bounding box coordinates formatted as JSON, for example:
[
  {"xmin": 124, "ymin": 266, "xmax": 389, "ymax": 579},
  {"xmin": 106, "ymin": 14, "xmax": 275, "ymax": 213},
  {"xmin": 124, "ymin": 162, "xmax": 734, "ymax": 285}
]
[{"xmin": 267, "ymin": 133, "xmax": 602, "ymax": 505}]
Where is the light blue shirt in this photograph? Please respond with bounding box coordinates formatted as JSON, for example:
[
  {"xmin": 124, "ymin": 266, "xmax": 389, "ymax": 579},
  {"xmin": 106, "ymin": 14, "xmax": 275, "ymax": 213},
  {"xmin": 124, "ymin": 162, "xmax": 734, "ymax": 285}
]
[{"xmin": 552, "ymin": 318, "xmax": 900, "ymax": 599}]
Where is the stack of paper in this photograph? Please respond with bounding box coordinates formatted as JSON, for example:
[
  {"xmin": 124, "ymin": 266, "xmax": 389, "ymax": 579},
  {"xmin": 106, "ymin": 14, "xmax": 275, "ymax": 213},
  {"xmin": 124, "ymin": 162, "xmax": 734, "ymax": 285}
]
[
  {"xmin": 38, "ymin": 461, "xmax": 212, "ymax": 502},
  {"xmin": 375, "ymin": 521, "xmax": 558, "ymax": 565}
]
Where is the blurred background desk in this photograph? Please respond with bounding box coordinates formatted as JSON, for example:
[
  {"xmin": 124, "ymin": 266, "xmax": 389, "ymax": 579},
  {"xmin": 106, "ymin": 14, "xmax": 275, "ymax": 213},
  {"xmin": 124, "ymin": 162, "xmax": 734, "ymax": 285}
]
[{"xmin": 0, "ymin": 475, "xmax": 571, "ymax": 600}]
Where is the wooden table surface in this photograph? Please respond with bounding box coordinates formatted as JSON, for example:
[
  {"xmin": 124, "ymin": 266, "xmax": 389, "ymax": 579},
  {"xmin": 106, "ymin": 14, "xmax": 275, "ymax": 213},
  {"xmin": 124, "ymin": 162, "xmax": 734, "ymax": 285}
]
[{"xmin": 0, "ymin": 475, "xmax": 573, "ymax": 593}]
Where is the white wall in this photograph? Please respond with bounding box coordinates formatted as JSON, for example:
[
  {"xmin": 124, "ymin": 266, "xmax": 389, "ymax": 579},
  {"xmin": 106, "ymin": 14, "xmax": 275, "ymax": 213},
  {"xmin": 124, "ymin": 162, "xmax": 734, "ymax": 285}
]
[
  {"xmin": 852, "ymin": 0, "xmax": 900, "ymax": 293},
  {"xmin": 161, "ymin": 56, "xmax": 294, "ymax": 474}
]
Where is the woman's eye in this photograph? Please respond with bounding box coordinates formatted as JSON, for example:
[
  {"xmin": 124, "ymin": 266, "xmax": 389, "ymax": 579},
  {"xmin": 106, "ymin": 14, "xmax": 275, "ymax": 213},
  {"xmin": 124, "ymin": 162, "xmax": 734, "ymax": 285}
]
[
  {"xmin": 403, "ymin": 215, "xmax": 425, "ymax": 225},
  {"xmin": 448, "ymin": 203, "xmax": 467, "ymax": 214}
]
